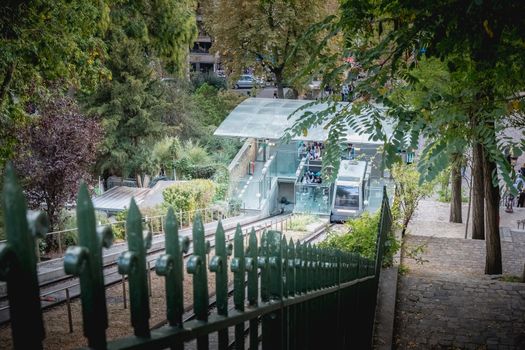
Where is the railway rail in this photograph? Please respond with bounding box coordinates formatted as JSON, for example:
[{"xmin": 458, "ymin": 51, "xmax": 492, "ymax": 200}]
[
  {"xmin": 149, "ymin": 221, "xmax": 338, "ymax": 349},
  {"xmin": 0, "ymin": 213, "xmax": 292, "ymax": 325}
]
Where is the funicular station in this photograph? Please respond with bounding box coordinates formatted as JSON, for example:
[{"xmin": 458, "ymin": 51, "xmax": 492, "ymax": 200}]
[{"xmin": 215, "ymin": 98, "xmax": 392, "ymax": 221}]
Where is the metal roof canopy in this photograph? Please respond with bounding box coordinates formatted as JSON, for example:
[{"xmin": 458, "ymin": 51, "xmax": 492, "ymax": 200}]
[{"xmin": 214, "ymin": 97, "xmax": 392, "ymax": 144}]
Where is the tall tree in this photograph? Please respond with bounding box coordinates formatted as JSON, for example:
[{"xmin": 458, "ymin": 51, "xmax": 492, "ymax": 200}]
[
  {"xmin": 0, "ymin": 0, "xmax": 110, "ymax": 168},
  {"xmin": 86, "ymin": 0, "xmax": 198, "ymax": 185},
  {"xmin": 289, "ymin": 1, "xmax": 525, "ymax": 274},
  {"xmin": 201, "ymin": 0, "xmax": 339, "ymax": 98},
  {"xmin": 13, "ymin": 95, "xmax": 101, "ymax": 231}
]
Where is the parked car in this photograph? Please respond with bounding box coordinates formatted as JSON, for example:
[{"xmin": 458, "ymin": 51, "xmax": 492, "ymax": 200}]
[{"xmin": 233, "ymin": 75, "xmax": 258, "ymax": 89}]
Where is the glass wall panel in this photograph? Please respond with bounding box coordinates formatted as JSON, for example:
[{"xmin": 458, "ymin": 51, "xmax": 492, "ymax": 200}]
[{"xmin": 294, "ymin": 184, "xmax": 331, "ymax": 215}]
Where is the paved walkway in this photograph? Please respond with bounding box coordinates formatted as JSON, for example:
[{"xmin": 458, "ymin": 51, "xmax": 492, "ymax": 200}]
[{"xmin": 394, "ymin": 200, "xmax": 525, "ymax": 350}]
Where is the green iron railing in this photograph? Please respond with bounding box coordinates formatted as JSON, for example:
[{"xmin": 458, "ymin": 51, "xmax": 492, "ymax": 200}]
[{"xmin": 0, "ymin": 164, "xmax": 392, "ymax": 350}]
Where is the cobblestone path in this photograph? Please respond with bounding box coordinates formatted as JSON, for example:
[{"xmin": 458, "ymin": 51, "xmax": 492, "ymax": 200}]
[{"xmin": 394, "ymin": 233, "xmax": 525, "ymax": 350}]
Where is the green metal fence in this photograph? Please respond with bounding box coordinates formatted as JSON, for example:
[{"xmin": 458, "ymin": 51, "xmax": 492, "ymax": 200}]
[{"xmin": 0, "ymin": 164, "xmax": 392, "ymax": 350}]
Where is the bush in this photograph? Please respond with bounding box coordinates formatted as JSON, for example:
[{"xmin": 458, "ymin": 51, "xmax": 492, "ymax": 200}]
[
  {"xmin": 162, "ymin": 179, "xmax": 216, "ymax": 215},
  {"xmin": 212, "ymin": 166, "xmax": 229, "ymax": 202},
  {"xmin": 112, "ymin": 209, "xmax": 128, "ymax": 241},
  {"xmin": 320, "ymin": 211, "xmax": 400, "ymax": 267},
  {"xmin": 191, "ymin": 73, "xmax": 227, "ymax": 91},
  {"xmin": 188, "ymin": 165, "xmax": 217, "ymax": 179}
]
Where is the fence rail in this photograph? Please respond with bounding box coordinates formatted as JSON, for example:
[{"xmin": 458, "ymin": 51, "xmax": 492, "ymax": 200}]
[
  {"xmin": 0, "ymin": 205, "xmax": 243, "ymax": 259},
  {"xmin": 0, "ymin": 164, "xmax": 392, "ymax": 350}
]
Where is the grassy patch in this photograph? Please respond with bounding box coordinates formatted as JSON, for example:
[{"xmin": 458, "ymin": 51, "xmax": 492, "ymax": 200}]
[
  {"xmin": 287, "ymin": 214, "xmax": 317, "ymax": 231},
  {"xmin": 498, "ymin": 275, "xmax": 523, "ymax": 283},
  {"xmin": 398, "ymin": 264, "xmax": 410, "ymax": 276}
]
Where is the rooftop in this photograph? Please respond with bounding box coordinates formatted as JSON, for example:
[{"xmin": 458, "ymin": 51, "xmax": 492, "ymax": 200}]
[{"xmin": 214, "ymin": 98, "xmax": 392, "ymax": 144}]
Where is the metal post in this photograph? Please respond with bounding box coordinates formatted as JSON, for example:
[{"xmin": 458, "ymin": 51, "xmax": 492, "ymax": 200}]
[
  {"xmin": 209, "ymin": 222, "xmax": 229, "ymax": 349},
  {"xmin": 231, "ymin": 224, "xmax": 246, "ymax": 350},
  {"xmin": 186, "ymin": 214, "xmax": 210, "ymax": 349},
  {"xmin": 66, "ymin": 288, "xmax": 73, "ymax": 333},
  {"xmin": 62, "ymin": 184, "xmax": 113, "ymax": 349},
  {"xmin": 248, "ymin": 228, "xmax": 259, "ymax": 349},
  {"xmin": 156, "ymin": 208, "xmax": 187, "ymax": 350},
  {"xmin": 122, "ymin": 275, "xmax": 127, "ymax": 309},
  {"xmin": 262, "ymin": 230, "xmax": 282, "ymax": 350},
  {"xmin": 117, "ymin": 199, "xmax": 151, "ymax": 337},
  {"xmin": 57, "ymin": 232, "xmax": 63, "ymax": 255},
  {"xmin": 147, "ymin": 261, "xmax": 152, "ymax": 297}
]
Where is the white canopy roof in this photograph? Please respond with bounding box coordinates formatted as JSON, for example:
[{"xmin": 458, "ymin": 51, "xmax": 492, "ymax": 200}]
[{"xmin": 214, "ymin": 98, "xmax": 391, "ymax": 145}]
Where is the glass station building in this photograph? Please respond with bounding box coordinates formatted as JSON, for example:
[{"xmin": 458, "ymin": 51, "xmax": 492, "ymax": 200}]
[{"xmin": 214, "ymin": 98, "xmax": 394, "ymax": 218}]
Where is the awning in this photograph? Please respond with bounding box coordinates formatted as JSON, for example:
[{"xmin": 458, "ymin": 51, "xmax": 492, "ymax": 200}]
[{"xmin": 214, "ymin": 98, "xmax": 391, "ymax": 144}]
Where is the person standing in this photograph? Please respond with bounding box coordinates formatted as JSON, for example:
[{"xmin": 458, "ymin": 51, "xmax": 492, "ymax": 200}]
[
  {"xmin": 514, "ymin": 173, "xmax": 525, "ymax": 207},
  {"xmin": 341, "ymin": 84, "xmax": 349, "ymax": 101}
]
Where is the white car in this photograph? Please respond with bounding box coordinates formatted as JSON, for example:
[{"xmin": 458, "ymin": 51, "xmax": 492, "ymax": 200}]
[{"xmin": 234, "ymin": 75, "xmax": 258, "ymax": 89}]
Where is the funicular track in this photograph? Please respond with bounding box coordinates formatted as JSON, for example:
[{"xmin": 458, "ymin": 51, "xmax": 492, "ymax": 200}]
[
  {"xmin": 149, "ymin": 221, "xmax": 338, "ymax": 349},
  {"xmin": 0, "ymin": 213, "xmax": 291, "ymax": 325}
]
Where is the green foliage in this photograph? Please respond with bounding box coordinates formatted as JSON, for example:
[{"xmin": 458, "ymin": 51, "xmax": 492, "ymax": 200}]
[
  {"xmin": 391, "ymin": 162, "xmax": 435, "ymax": 235},
  {"xmin": 320, "ymin": 211, "xmax": 400, "ymax": 267},
  {"xmin": 112, "ymin": 209, "xmax": 128, "ymax": 241},
  {"xmin": 287, "ymin": 215, "xmax": 317, "ymax": 232},
  {"xmin": 212, "ymin": 166, "xmax": 230, "ymax": 202},
  {"xmin": 201, "ymin": 0, "xmax": 340, "ymax": 97},
  {"xmin": 162, "ymin": 179, "xmax": 216, "ymax": 214},
  {"xmin": 403, "ymin": 240, "xmax": 429, "ymax": 265},
  {"xmin": 398, "ymin": 264, "xmax": 409, "ymax": 276},
  {"xmin": 207, "ymin": 137, "xmax": 244, "ymax": 166},
  {"xmin": 191, "ymin": 72, "xmax": 227, "ymax": 90},
  {"xmin": 83, "ymin": 0, "xmax": 197, "ymax": 180},
  {"xmin": 60, "ymin": 210, "xmax": 110, "ymax": 231},
  {"xmin": 0, "ymin": 1, "xmax": 110, "ymax": 167},
  {"xmin": 436, "ymin": 168, "xmax": 451, "ymax": 202},
  {"xmin": 287, "ymin": 0, "xmax": 525, "ymax": 192},
  {"xmin": 498, "ymin": 275, "xmax": 523, "ymax": 283}
]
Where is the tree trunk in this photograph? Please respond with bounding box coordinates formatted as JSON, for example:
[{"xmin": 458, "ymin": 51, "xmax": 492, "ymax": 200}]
[
  {"xmin": 274, "ymin": 70, "xmax": 284, "ymax": 98},
  {"xmin": 471, "ymin": 142, "xmax": 485, "ymax": 239},
  {"xmin": 482, "ymin": 147, "xmax": 502, "ymax": 275},
  {"xmin": 449, "ymin": 154, "xmax": 463, "ymax": 223},
  {"xmin": 0, "ymin": 62, "xmax": 16, "ymax": 105}
]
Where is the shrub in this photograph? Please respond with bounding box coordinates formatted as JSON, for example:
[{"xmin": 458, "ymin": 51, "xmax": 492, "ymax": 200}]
[
  {"xmin": 191, "ymin": 73, "xmax": 227, "ymax": 91},
  {"xmin": 320, "ymin": 211, "xmax": 400, "ymax": 267},
  {"xmin": 162, "ymin": 179, "xmax": 216, "ymax": 216},
  {"xmin": 112, "ymin": 209, "xmax": 128, "ymax": 241},
  {"xmin": 188, "ymin": 165, "xmax": 216, "ymax": 179}
]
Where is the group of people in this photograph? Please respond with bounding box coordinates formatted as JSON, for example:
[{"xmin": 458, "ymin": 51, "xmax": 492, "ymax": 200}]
[
  {"xmin": 299, "ymin": 141, "xmax": 324, "ymax": 160},
  {"xmin": 301, "ymin": 170, "xmax": 323, "ymax": 184}
]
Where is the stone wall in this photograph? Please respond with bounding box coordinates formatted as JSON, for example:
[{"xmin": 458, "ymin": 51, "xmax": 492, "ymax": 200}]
[{"xmin": 228, "ymin": 138, "xmax": 257, "ymax": 183}]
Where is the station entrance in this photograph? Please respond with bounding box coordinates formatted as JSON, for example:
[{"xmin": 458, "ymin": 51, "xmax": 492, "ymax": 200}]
[{"xmin": 214, "ymin": 97, "xmax": 394, "ymax": 218}]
